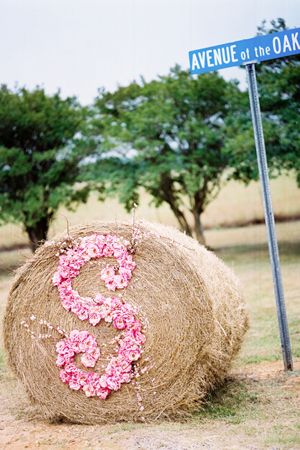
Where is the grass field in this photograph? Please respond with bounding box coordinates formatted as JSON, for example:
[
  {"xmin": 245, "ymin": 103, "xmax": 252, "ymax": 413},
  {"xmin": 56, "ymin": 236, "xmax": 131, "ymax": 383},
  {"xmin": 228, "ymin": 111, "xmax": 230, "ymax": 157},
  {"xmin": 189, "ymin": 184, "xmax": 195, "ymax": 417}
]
[{"xmin": 0, "ymin": 176, "xmax": 299, "ymax": 449}]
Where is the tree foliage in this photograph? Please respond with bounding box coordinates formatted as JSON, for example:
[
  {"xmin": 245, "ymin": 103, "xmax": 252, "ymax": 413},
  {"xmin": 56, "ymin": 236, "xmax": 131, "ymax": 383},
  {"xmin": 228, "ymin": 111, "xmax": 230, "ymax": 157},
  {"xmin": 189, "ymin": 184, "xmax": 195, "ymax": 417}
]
[
  {"xmin": 0, "ymin": 86, "xmax": 92, "ymax": 250},
  {"xmin": 88, "ymin": 67, "xmax": 242, "ymax": 244},
  {"xmin": 226, "ymin": 18, "xmax": 300, "ymax": 185}
]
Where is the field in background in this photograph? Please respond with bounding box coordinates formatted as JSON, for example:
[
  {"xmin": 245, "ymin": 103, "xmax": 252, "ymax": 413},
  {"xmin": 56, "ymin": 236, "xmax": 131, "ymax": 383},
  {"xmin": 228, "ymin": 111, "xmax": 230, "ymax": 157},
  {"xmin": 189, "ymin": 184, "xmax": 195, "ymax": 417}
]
[
  {"xmin": 0, "ymin": 175, "xmax": 299, "ymax": 250},
  {"xmin": 0, "ymin": 175, "xmax": 299, "ymax": 448}
]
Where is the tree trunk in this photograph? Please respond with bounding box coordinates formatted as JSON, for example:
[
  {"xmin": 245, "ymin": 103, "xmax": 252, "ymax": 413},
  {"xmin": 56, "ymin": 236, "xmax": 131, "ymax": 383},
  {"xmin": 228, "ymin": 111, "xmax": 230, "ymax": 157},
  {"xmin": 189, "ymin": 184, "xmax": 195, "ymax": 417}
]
[
  {"xmin": 192, "ymin": 189, "xmax": 207, "ymax": 246},
  {"xmin": 169, "ymin": 203, "xmax": 193, "ymax": 237},
  {"xmin": 25, "ymin": 216, "xmax": 50, "ymax": 252},
  {"xmin": 159, "ymin": 174, "xmax": 193, "ymax": 237},
  {"xmin": 192, "ymin": 210, "xmax": 206, "ymax": 246}
]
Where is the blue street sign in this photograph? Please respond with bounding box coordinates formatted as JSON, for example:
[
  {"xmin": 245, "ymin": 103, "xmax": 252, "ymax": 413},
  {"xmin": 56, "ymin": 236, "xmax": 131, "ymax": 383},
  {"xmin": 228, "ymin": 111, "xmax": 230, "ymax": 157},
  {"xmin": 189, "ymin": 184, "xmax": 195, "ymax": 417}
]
[{"xmin": 189, "ymin": 27, "xmax": 300, "ymax": 74}]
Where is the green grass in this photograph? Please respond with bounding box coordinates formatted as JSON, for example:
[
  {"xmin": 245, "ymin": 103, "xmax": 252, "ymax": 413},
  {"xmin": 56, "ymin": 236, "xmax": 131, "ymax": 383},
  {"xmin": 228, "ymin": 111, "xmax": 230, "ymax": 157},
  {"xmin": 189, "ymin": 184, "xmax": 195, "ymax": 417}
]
[
  {"xmin": 209, "ymin": 223, "xmax": 300, "ymax": 368},
  {"xmin": 196, "ymin": 379, "xmax": 259, "ymax": 422},
  {"xmin": 265, "ymin": 426, "xmax": 300, "ymax": 447},
  {"xmin": 194, "ymin": 369, "xmax": 300, "ymax": 446}
]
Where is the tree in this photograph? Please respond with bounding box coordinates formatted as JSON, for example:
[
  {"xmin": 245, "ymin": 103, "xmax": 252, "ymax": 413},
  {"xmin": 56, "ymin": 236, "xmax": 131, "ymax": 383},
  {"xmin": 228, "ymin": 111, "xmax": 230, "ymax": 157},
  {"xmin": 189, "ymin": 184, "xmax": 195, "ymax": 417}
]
[
  {"xmin": 0, "ymin": 86, "xmax": 93, "ymax": 251},
  {"xmin": 226, "ymin": 18, "xmax": 300, "ymax": 185},
  {"xmin": 88, "ymin": 67, "xmax": 241, "ymax": 245},
  {"xmin": 257, "ymin": 19, "xmax": 300, "ymax": 185}
]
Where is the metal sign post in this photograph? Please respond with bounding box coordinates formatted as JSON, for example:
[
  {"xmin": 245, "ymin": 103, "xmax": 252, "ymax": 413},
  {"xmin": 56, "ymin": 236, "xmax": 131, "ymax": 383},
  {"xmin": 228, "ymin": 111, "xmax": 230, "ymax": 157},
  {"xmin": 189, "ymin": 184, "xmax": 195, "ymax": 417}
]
[
  {"xmin": 188, "ymin": 27, "xmax": 300, "ymax": 371},
  {"xmin": 246, "ymin": 63, "xmax": 293, "ymax": 371}
]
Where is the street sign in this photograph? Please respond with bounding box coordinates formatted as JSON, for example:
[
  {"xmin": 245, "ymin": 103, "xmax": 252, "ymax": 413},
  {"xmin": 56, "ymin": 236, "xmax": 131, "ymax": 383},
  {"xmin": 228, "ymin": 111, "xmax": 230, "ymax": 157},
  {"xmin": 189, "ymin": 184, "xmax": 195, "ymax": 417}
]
[
  {"xmin": 189, "ymin": 29, "xmax": 300, "ymax": 371},
  {"xmin": 189, "ymin": 28, "xmax": 300, "ymax": 74}
]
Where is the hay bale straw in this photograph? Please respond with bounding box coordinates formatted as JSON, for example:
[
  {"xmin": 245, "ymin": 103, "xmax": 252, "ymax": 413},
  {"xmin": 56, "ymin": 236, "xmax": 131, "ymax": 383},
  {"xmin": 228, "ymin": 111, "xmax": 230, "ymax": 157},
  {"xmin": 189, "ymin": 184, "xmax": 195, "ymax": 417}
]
[{"xmin": 3, "ymin": 221, "xmax": 248, "ymax": 424}]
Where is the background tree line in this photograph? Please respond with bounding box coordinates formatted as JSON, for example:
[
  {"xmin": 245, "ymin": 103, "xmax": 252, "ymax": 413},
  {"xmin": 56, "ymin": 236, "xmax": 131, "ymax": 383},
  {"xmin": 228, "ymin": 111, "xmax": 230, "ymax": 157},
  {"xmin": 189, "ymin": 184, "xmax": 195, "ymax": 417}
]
[{"xmin": 0, "ymin": 19, "xmax": 299, "ymax": 250}]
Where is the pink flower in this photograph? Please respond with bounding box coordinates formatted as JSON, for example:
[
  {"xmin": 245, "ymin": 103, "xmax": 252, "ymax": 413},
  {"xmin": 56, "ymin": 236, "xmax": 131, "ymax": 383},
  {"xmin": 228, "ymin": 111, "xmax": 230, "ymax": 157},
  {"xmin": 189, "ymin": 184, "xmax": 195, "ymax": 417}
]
[
  {"xmin": 128, "ymin": 348, "xmax": 141, "ymax": 361},
  {"xmin": 120, "ymin": 372, "xmax": 132, "ymax": 383},
  {"xmin": 105, "ymin": 278, "xmax": 117, "ymax": 291},
  {"xmin": 60, "ymin": 369, "xmax": 71, "ymax": 383},
  {"xmin": 89, "ymin": 311, "xmax": 102, "ymax": 326},
  {"xmin": 100, "ymin": 266, "xmax": 115, "ymax": 281},
  {"xmin": 52, "ymin": 272, "xmax": 62, "ymax": 285},
  {"xmin": 114, "ymin": 275, "xmax": 127, "ymax": 290},
  {"xmin": 94, "ymin": 294, "xmax": 105, "ymax": 305},
  {"xmin": 119, "ymin": 267, "xmax": 132, "ymax": 280},
  {"xmin": 77, "ymin": 305, "xmax": 89, "ymax": 321},
  {"xmin": 69, "ymin": 379, "xmax": 81, "ymax": 390},
  {"xmin": 102, "ymin": 245, "xmax": 114, "ymax": 257},
  {"xmin": 86, "ymin": 243, "xmax": 100, "ymax": 258},
  {"xmin": 106, "ymin": 376, "xmax": 121, "ymax": 391},
  {"xmin": 80, "ymin": 353, "xmax": 97, "ymax": 368},
  {"xmin": 99, "ymin": 375, "xmax": 107, "ymax": 388},
  {"xmin": 56, "ymin": 355, "xmax": 67, "ymax": 367},
  {"xmin": 96, "ymin": 388, "xmax": 110, "ymax": 399},
  {"xmin": 53, "ymin": 233, "xmax": 145, "ymax": 400},
  {"xmin": 83, "ymin": 384, "xmax": 96, "ymax": 397},
  {"xmin": 113, "ymin": 316, "xmax": 126, "ymax": 330}
]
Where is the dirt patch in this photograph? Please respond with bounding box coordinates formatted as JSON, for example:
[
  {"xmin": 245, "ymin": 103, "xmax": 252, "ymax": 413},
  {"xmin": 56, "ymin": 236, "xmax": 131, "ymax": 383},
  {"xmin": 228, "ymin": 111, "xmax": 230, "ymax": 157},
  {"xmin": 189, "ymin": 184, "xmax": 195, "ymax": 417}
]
[
  {"xmin": 233, "ymin": 360, "xmax": 300, "ymax": 380},
  {"xmin": 284, "ymin": 376, "xmax": 300, "ymax": 394},
  {"xmin": 0, "ymin": 360, "xmax": 300, "ymax": 449}
]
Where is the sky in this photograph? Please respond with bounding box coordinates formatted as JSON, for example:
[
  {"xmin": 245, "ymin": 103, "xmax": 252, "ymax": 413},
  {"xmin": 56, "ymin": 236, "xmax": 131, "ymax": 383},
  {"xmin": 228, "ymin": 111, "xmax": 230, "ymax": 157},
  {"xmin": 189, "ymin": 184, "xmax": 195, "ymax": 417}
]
[{"xmin": 0, "ymin": 0, "xmax": 299, "ymax": 104}]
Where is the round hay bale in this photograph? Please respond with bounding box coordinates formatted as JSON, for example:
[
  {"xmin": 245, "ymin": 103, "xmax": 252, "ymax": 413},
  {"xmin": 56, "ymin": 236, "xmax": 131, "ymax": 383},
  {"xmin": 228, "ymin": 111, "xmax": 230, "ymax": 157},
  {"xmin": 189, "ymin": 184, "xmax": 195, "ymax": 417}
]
[{"xmin": 3, "ymin": 221, "xmax": 248, "ymax": 424}]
